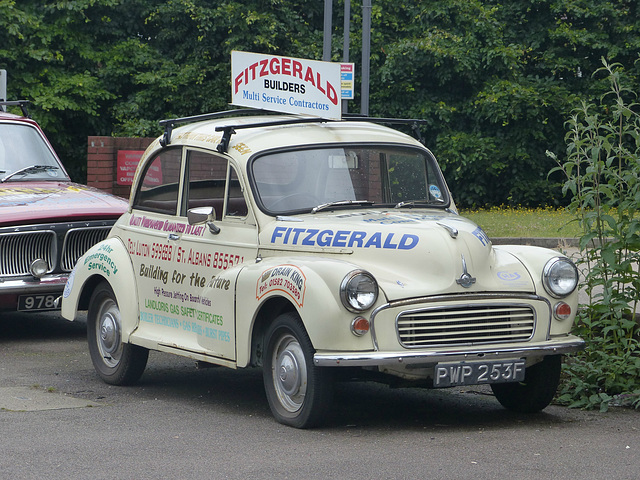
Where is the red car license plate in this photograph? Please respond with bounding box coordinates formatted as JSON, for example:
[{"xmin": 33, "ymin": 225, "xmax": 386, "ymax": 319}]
[
  {"xmin": 434, "ymin": 360, "xmax": 526, "ymax": 387},
  {"xmin": 17, "ymin": 294, "xmax": 59, "ymax": 311}
]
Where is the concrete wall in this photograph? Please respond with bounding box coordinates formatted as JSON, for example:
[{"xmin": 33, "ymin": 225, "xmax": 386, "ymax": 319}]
[{"xmin": 86, "ymin": 136, "xmax": 155, "ymax": 199}]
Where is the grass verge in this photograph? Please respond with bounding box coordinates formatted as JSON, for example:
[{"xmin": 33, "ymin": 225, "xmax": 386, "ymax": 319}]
[{"xmin": 460, "ymin": 206, "xmax": 581, "ymax": 238}]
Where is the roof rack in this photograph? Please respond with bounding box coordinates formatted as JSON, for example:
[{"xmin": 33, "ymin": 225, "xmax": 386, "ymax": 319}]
[
  {"xmin": 214, "ymin": 116, "xmax": 330, "ymax": 153},
  {"xmin": 0, "ymin": 100, "xmax": 30, "ymax": 117},
  {"xmin": 158, "ymin": 108, "xmax": 272, "ymax": 147},
  {"xmin": 158, "ymin": 107, "xmax": 428, "ymax": 152},
  {"xmin": 343, "ymin": 114, "xmax": 428, "ymax": 144}
]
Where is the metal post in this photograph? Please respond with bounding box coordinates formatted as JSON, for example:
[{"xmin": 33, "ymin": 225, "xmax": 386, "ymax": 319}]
[
  {"xmin": 361, "ymin": 0, "xmax": 371, "ymax": 116},
  {"xmin": 342, "ymin": 0, "xmax": 351, "ymax": 114},
  {"xmin": 323, "ymin": 0, "xmax": 333, "ymax": 61},
  {"xmin": 0, "ymin": 70, "xmax": 7, "ymax": 111}
]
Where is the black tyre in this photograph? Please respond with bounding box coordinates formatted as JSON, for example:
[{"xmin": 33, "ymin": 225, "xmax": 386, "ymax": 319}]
[
  {"xmin": 491, "ymin": 355, "xmax": 562, "ymax": 413},
  {"xmin": 87, "ymin": 282, "xmax": 149, "ymax": 386},
  {"xmin": 263, "ymin": 312, "xmax": 333, "ymax": 428}
]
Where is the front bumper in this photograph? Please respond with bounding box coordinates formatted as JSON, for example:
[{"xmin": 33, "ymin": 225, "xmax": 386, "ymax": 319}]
[
  {"xmin": 0, "ymin": 274, "xmax": 68, "ymax": 310},
  {"xmin": 0, "ymin": 274, "xmax": 68, "ymax": 294},
  {"xmin": 313, "ymin": 335, "xmax": 585, "ymax": 367}
]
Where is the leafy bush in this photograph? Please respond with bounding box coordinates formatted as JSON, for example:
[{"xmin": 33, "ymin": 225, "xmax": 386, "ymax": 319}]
[{"xmin": 548, "ymin": 59, "xmax": 640, "ymax": 411}]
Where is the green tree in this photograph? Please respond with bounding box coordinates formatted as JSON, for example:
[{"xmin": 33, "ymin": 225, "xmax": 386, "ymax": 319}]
[
  {"xmin": 106, "ymin": 0, "xmax": 326, "ymax": 137},
  {"xmin": 2, "ymin": 0, "xmax": 639, "ymax": 204},
  {"xmin": 0, "ymin": 0, "xmax": 123, "ymax": 178},
  {"xmin": 354, "ymin": 0, "xmax": 640, "ymax": 207},
  {"xmin": 1, "ymin": 0, "xmax": 325, "ymax": 179}
]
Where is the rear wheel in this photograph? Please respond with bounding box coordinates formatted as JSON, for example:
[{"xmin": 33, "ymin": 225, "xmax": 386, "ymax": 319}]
[
  {"xmin": 263, "ymin": 312, "xmax": 333, "ymax": 428},
  {"xmin": 491, "ymin": 355, "xmax": 562, "ymax": 413},
  {"xmin": 87, "ymin": 282, "xmax": 149, "ymax": 385}
]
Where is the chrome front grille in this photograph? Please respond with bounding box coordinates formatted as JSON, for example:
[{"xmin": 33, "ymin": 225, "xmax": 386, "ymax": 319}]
[
  {"xmin": 61, "ymin": 227, "xmax": 111, "ymax": 271},
  {"xmin": 397, "ymin": 303, "xmax": 536, "ymax": 348},
  {"xmin": 0, "ymin": 231, "xmax": 55, "ymax": 276}
]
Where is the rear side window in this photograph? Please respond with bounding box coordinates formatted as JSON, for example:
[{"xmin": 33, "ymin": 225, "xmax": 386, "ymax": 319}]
[
  {"xmin": 133, "ymin": 148, "xmax": 182, "ymax": 215},
  {"xmin": 185, "ymin": 149, "xmax": 248, "ymax": 219}
]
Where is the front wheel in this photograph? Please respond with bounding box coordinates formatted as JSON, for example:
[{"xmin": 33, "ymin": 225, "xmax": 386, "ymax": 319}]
[
  {"xmin": 87, "ymin": 282, "xmax": 149, "ymax": 385},
  {"xmin": 491, "ymin": 355, "xmax": 562, "ymax": 413},
  {"xmin": 263, "ymin": 313, "xmax": 333, "ymax": 428}
]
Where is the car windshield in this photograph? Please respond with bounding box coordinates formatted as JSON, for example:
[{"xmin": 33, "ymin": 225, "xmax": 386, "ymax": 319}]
[
  {"xmin": 251, "ymin": 145, "xmax": 448, "ymax": 215},
  {"xmin": 0, "ymin": 123, "xmax": 66, "ymax": 182}
]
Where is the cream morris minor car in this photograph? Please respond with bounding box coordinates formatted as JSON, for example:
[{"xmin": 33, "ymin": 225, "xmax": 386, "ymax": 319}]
[{"xmin": 62, "ymin": 109, "xmax": 584, "ymax": 428}]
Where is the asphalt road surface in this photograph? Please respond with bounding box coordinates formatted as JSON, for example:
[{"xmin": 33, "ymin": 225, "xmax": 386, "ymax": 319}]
[{"xmin": 1, "ymin": 310, "xmax": 638, "ymax": 480}]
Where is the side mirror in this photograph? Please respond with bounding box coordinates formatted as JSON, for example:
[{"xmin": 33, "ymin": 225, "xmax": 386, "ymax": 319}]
[
  {"xmin": 187, "ymin": 206, "xmax": 220, "ymax": 234},
  {"xmin": 187, "ymin": 206, "xmax": 215, "ymax": 224}
]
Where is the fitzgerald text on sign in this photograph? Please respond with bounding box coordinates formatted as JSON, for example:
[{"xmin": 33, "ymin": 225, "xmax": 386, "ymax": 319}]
[{"xmin": 231, "ymin": 51, "xmax": 342, "ymax": 120}]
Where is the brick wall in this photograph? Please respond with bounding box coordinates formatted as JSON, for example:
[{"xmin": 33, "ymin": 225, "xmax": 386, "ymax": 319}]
[{"xmin": 87, "ymin": 136, "xmax": 155, "ymax": 199}]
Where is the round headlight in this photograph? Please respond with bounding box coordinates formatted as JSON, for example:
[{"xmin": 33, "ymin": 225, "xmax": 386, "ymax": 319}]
[
  {"xmin": 29, "ymin": 258, "xmax": 49, "ymax": 278},
  {"xmin": 542, "ymin": 257, "xmax": 578, "ymax": 298},
  {"xmin": 340, "ymin": 270, "xmax": 378, "ymax": 312}
]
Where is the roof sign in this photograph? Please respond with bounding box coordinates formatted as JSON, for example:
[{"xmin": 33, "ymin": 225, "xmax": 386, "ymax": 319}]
[{"xmin": 231, "ymin": 51, "xmax": 342, "ymax": 120}]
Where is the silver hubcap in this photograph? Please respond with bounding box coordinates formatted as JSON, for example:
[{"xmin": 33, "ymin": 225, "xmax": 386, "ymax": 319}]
[
  {"xmin": 100, "ymin": 314, "xmax": 117, "ymax": 352},
  {"xmin": 96, "ymin": 298, "xmax": 122, "ymax": 368},
  {"xmin": 272, "ymin": 334, "xmax": 307, "ymax": 413},
  {"xmin": 278, "ymin": 350, "xmax": 301, "ymax": 395}
]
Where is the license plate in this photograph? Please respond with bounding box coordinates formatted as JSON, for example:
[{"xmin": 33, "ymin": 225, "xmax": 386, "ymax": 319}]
[
  {"xmin": 17, "ymin": 294, "xmax": 59, "ymax": 312},
  {"xmin": 434, "ymin": 359, "xmax": 526, "ymax": 388}
]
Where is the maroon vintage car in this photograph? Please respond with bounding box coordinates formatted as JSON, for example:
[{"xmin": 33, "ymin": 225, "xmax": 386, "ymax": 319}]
[{"xmin": 0, "ymin": 100, "xmax": 128, "ymax": 311}]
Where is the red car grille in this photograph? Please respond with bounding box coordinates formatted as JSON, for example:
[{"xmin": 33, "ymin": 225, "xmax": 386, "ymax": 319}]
[
  {"xmin": 0, "ymin": 227, "xmax": 111, "ymax": 276},
  {"xmin": 60, "ymin": 227, "xmax": 111, "ymax": 271},
  {"xmin": 0, "ymin": 231, "xmax": 55, "ymax": 276}
]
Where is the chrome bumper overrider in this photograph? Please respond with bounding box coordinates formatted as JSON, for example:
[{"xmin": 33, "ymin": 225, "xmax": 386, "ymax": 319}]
[{"xmin": 313, "ymin": 336, "xmax": 585, "ymax": 367}]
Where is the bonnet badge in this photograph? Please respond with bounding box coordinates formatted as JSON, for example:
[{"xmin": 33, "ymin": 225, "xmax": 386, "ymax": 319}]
[{"xmin": 456, "ymin": 254, "xmax": 476, "ymax": 288}]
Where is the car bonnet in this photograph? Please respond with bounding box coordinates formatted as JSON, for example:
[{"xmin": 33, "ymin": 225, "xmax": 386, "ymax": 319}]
[
  {"xmin": 259, "ymin": 209, "xmax": 535, "ymax": 301},
  {"xmin": 0, "ymin": 181, "xmax": 128, "ymax": 227}
]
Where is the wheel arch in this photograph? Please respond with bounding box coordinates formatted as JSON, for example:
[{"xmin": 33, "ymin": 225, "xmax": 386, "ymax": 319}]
[
  {"xmin": 235, "ymin": 256, "xmax": 370, "ymax": 368},
  {"xmin": 249, "ymin": 296, "xmax": 298, "ymax": 368},
  {"xmin": 61, "ymin": 237, "xmax": 140, "ymax": 340},
  {"xmin": 76, "ymin": 273, "xmax": 109, "ymax": 311}
]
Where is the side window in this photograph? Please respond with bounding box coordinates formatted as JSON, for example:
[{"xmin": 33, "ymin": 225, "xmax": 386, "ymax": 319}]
[
  {"xmin": 185, "ymin": 150, "xmax": 247, "ymax": 219},
  {"xmin": 227, "ymin": 167, "xmax": 248, "ymax": 217},
  {"xmin": 133, "ymin": 148, "xmax": 182, "ymax": 215}
]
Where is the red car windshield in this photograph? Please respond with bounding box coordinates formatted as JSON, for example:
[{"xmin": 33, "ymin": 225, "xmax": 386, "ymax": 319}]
[{"xmin": 0, "ymin": 123, "xmax": 68, "ymax": 182}]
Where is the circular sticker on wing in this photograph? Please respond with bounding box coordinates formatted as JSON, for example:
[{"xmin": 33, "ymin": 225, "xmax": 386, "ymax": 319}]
[{"xmin": 429, "ymin": 184, "xmax": 442, "ymax": 200}]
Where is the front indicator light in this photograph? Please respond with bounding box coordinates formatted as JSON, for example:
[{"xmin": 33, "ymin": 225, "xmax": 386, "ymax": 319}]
[
  {"xmin": 554, "ymin": 301, "xmax": 572, "ymax": 320},
  {"xmin": 351, "ymin": 317, "xmax": 370, "ymax": 336}
]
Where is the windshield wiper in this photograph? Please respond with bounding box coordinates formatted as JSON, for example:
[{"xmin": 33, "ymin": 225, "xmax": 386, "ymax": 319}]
[
  {"xmin": 311, "ymin": 200, "xmax": 374, "ymax": 214},
  {"xmin": 1, "ymin": 165, "xmax": 59, "ymax": 183},
  {"xmin": 395, "ymin": 198, "xmax": 444, "ymax": 208}
]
